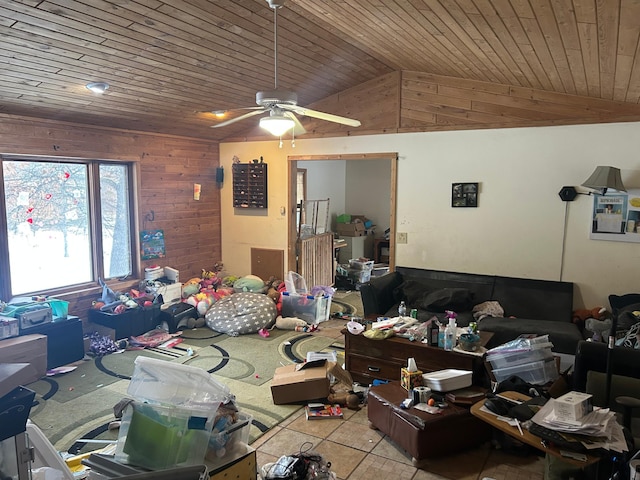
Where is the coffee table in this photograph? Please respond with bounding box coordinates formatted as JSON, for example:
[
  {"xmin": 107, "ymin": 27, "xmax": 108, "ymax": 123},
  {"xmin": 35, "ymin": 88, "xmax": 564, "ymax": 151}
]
[
  {"xmin": 368, "ymin": 381, "xmax": 492, "ymax": 467},
  {"xmin": 470, "ymin": 391, "xmax": 600, "ymax": 468}
]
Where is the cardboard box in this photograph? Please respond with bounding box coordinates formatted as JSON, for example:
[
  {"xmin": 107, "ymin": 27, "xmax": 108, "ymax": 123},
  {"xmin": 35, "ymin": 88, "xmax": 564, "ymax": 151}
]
[
  {"xmin": 0, "ymin": 334, "xmax": 47, "ymax": 383},
  {"xmin": 271, "ymin": 362, "xmax": 332, "ymax": 405},
  {"xmin": 553, "ymin": 391, "xmax": 593, "ymax": 422},
  {"xmin": 336, "ymin": 222, "xmax": 365, "ymax": 237},
  {"xmin": 401, "ymin": 367, "xmax": 423, "ymax": 391}
]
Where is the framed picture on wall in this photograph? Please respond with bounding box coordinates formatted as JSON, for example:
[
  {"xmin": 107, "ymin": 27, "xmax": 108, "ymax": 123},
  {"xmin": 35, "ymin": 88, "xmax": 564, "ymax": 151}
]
[{"xmin": 452, "ymin": 182, "xmax": 478, "ymax": 207}]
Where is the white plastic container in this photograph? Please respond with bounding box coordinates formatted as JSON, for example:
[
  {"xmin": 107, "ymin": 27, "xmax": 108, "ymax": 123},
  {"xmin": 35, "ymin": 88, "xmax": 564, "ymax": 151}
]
[
  {"xmin": 492, "ymin": 359, "xmax": 558, "ymax": 385},
  {"xmin": 421, "ymin": 369, "xmax": 472, "ymax": 392}
]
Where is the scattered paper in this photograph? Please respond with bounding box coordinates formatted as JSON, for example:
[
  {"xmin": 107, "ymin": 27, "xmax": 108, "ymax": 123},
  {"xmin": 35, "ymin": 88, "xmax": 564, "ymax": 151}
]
[{"xmin": 46, "ymin": 366, "xmax": 77, "ymax": 376}]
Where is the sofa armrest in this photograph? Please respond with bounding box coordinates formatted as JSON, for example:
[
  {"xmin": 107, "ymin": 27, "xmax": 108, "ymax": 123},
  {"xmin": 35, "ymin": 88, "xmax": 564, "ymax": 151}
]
[{"xmin": 359, "ymin": 271, "xmax": 403, "ymax": 315}]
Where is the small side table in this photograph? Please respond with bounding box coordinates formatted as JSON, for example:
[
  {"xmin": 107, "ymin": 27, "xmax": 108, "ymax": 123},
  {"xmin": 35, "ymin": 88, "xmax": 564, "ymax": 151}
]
[{"xmin": 373, "ymin": 238, "xmax": 390, "ymax": 263}]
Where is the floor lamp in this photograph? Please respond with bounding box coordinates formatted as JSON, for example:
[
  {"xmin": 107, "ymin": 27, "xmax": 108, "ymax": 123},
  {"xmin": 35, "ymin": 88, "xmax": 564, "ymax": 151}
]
[{"xmin": 558, "ymin": 166, "xmax": 627, "ymax": 407}]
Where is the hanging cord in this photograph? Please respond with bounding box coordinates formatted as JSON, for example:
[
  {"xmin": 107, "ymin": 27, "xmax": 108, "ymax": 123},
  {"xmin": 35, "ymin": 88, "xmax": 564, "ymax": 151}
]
[{"xmin": 559, "ymin": 201, "xmax": 569, "ymax": 281}]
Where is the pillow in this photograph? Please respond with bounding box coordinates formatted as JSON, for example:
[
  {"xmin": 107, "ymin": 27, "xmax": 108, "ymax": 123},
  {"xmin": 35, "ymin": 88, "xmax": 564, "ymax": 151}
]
[
  {"xmin": 393, "ymin": 280, "xmax": 430, "ymax": 305},
  {"xmin": 205, "ymin": 292, "xmax": 276, "ymax": 336},
  {"xmin": 421, "ymin": 288, "xmax": 473, "ymax": 313}
]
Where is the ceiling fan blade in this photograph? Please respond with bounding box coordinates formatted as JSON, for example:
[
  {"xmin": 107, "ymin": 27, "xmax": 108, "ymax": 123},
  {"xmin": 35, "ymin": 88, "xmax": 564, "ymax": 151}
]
[
  {"xmin": 198, "ymin": 106, "xmax": 262, "ymax": 114},
  {"xmin": 281, "ymin": 105, "xmax": 361, "ymax": 127},
  {"xmin": 211, "ymin": 109, "xmax": 266, "ymax": 128},
  {"xmin": 284, "ymin": 111, "xmax": 306, "ymax": 135}
]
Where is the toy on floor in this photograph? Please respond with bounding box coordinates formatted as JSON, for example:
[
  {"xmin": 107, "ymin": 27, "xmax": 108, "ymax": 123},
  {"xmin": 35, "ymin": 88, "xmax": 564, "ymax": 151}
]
[
  {"xmin": 574, "ymin": 307, "xmax": 611, "ymax": 342},
  {"xmin": 327, "ymin": 391, "xmax": 360, "ymax": 410}
]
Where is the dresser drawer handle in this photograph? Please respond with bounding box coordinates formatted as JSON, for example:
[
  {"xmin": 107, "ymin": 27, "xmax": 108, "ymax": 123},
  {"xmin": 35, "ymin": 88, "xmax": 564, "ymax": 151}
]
[{"xmin": 367, "ymin": 366, "xmax": 381, "ymax": 373}]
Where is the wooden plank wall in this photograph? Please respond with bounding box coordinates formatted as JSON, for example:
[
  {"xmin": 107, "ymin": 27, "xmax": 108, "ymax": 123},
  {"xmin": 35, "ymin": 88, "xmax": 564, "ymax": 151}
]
[{"xmin": 0, "ymin": 114, "xmax": 220, "ymax": 327}]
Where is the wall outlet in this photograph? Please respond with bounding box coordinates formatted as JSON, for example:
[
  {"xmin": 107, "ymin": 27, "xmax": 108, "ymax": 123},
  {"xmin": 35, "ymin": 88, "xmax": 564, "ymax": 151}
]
[{"xmin": 397, "ymin": 232, "xmax": 408, "ymax": 244}]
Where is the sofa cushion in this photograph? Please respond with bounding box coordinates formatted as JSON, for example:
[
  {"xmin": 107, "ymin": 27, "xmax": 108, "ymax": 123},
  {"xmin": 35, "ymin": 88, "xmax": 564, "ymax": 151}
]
[
  {"xmin": 492, "ymin": 276, "xmax": 573, "ymax": 322},
  {"xmin": 420, "ymin": 288, "xmax": 473, "ymax": 313},
  {"xmin": 480, "ymin": 317, "xmax": 584, "ymax": 355},
  {"xmin": 394, "ymin": 279, "xmax": 432, "ymax": 305}
]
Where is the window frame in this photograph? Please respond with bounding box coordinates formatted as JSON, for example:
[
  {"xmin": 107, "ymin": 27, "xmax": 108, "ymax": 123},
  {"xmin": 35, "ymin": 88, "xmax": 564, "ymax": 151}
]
[{"xmin": 0, "ymin": 154, "xmax": 141, "ymax": 300}]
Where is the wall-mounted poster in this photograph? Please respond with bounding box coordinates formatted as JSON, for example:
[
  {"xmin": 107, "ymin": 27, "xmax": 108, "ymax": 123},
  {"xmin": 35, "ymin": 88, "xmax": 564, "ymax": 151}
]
[
  {"xmin": 140, "ymin": 229, "xmax": 166, "ymax": 259},
  {"xmin": 589, "ymin": 189, "xmax": 640, "ymax": 243}
]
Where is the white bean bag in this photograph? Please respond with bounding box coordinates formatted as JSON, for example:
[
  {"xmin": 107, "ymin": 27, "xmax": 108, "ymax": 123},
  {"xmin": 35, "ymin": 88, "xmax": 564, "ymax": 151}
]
[{"xmin": 205, "ymin": 292, "xmax": 276, "ymax": 336}]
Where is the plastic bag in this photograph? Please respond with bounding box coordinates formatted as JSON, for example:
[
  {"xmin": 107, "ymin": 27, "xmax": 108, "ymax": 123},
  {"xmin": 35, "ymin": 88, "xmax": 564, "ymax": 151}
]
[{"xmin": 284, "ymin": 271, "xmax": 307, "ymax": 294}]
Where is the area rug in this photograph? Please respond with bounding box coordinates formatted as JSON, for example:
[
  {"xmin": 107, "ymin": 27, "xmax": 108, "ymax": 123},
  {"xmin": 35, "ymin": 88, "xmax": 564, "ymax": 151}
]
[{"xmin": 25, "ymin": 290, "xmax": 362, "ymax": 454}]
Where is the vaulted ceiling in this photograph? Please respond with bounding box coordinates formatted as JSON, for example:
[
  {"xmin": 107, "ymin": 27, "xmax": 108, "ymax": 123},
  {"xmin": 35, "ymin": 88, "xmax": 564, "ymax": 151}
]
[{"xmin": 1, "ymin": 0, "xmax": 639, "ymax": 141}]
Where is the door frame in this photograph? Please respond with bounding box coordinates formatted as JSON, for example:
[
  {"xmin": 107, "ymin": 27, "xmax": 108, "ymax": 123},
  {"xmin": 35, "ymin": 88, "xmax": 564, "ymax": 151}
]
[{"xmin": 286, "ymin": 152, "xmax": 398, "ymax": 277}]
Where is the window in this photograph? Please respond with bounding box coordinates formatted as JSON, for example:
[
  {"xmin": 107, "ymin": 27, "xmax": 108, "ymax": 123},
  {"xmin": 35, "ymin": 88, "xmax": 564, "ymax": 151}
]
[{"xmin": 0, "ymin": 156, "xmax": 137, "ymax": 297}]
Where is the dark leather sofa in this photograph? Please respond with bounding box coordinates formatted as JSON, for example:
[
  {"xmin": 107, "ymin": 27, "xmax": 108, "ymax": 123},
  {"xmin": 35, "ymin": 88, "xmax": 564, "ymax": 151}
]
[{"xmin": 359, "ymin": 266, "xmax": 584, "ymax": 354}]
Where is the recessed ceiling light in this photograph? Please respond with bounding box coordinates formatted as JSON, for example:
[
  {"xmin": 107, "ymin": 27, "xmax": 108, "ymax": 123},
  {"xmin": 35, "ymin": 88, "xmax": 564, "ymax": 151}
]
[{"xmin": 86, "ymin": 82, "xmax": 109, "ymax": 94}]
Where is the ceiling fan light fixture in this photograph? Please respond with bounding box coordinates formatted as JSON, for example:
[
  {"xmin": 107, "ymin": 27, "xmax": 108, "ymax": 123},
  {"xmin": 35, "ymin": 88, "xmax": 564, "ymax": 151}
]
[
  {"xmin": 86, "ymin": 82, "xmax": 109, "ymax": 94},
  {"xmin": 260, "ymin": 114, "xmax": 295, "ymax": 136}
]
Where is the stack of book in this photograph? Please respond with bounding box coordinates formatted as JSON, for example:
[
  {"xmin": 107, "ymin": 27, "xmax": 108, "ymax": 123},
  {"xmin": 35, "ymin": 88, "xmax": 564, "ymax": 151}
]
[{"xmin": 305, "ymin": 403, "xmax": 343, "ymax": 420}]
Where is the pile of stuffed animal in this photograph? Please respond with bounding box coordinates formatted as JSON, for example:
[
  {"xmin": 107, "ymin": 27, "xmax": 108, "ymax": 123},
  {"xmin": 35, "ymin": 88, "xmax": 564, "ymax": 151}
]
[{"xmin": 572, "ymin": 306, "xmax": 612, "ymax": 342}]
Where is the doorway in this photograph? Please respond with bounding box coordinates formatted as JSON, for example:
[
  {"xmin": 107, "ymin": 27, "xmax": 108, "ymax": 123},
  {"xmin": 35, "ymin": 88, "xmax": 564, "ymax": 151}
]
[{"xmin": 286, "ymin": 153, "xmax": 398, "ymax": 281}]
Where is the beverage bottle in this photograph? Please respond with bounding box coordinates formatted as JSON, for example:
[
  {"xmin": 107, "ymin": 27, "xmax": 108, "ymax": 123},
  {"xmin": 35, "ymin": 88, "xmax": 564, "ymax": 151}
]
[
  {"xmin": 444, "ymin": 317, "xmax": 456, "ymax": 351},
  {"xmin": 398, "ymin": 300, "xmax": 407, "ymax": 317}
]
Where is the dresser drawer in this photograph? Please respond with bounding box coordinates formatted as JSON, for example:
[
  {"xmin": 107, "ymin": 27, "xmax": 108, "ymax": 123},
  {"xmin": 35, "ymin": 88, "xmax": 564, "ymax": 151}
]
[{"xmin": 347, "ymin": 354, "xmax": 402, "ymax": 383}]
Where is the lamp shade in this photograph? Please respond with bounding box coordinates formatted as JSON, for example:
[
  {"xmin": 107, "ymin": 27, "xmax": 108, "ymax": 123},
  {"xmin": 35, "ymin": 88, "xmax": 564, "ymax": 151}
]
[
  {"xmin": 581, "ymin": 166, "xmax": 626, "ymax": 194},
  {"xmin": 259, "ymin": 114, "xmax": 295, "ymax": 136}
]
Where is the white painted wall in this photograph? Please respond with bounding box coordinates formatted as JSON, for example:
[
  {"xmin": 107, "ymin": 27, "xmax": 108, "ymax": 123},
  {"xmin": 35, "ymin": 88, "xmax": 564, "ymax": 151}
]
[
  {"xmin": 298, "ymin": 160, "xmax": 346, "ymax": 229},
  {"xmin": 345, "ymin": 159, "xmax": 391, "ymax": 235},
  {"xmin": 220, "ymin": 122, "xmax": 640, "ymax": 309}
]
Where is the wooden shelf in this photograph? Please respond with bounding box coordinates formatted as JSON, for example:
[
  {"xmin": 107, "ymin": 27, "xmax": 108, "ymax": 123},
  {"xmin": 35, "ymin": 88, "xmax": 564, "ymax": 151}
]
[{"xmin": 232, "ymin": 163, "xmax": 267, "ymax": 209}]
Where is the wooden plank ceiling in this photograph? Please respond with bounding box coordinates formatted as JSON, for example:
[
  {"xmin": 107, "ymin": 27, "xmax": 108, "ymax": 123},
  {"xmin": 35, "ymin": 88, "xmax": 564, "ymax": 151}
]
[{"xmin": 1, "ymin": 0, "xmax": 639, "ymax": 141}]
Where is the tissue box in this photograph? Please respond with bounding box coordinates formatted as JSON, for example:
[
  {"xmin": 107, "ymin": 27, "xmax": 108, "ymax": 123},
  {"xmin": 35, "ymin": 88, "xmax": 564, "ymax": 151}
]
[
  {"xmin": 401, "ymin": 367, "xmax": 423, "ymax": 391},
  {"xmin": 553, "ymin": 391, "xmax": 593, "ymax": 422}
]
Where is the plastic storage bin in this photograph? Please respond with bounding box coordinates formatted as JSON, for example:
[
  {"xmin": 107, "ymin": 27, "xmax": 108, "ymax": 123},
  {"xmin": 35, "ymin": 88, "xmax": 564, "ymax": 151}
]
[
  {"xmin": 126, "ymin": 356, "xmax": 231, "ymax": 408},
  {"xmin": 281, "ymin": 292, "xmax": 332, "ymax": 324},
  {"xmin": 115, "ymin": 356, "xmax": 231, "ymax": 470},
  {"xmin": 491, "ymin": 359, "xmax": 558, "ymax": 385},
  {"xmin": 486, "ymin": 343, "xmax": 554, "ymax": 370},
  {"xmin": 206, "ymin": 411, "xmax": 253, "ymax": 469},
  {"xmin": 348, "ymin": 259, "xmax": 374, "ymax": 270},
  {"xmin": 115, "ymin": 402, "xmax": 214, "ymax": 470}
]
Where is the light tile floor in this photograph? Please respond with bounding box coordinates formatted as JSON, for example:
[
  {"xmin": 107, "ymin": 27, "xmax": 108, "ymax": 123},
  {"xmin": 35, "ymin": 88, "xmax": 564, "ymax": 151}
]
[
  {"xmin": 251, "ymin": 405, "xmax": 546, "ymax": 480},
  {"xmin": 251, "ymin": 318, "xmax": 545, "ymax": 480}
]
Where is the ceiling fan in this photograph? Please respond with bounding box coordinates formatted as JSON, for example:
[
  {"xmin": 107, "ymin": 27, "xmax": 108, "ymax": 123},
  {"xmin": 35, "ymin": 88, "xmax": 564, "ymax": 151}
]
[{"xmin": 210, "ymin": 0, "xmax": 361, "ymax": 137}]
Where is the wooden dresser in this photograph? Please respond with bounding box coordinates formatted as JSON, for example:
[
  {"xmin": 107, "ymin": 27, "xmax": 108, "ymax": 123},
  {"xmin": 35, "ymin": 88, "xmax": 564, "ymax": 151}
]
[{"xmin": 343, "ymin": 330, "xmax": 489, "ymax": 386}]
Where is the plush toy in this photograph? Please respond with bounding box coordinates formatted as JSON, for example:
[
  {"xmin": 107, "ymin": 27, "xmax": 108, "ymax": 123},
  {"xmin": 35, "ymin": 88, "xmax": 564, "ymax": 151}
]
[
  {"xmin": 182, "ymin": 278, "xmax": 201, "ymax": 298},
  {"xmin": 573, "ymin": 306, "xmax": 612, "ymax": 342},
  {"xmin": 327, "ymin": 391, "xmax": 361, "ymax": 410},
  {"xmin": 233, "ymin": 275, "xmax": 265, "ymax": 293},
  {"xmin": 274, "ymin": 316, "xmax": 307, "ymax": 330},
  {"xmin": 572, "ymin": 307, "xmax": 608, "ymax": 325},
  {"xmin": 585, "ymin": 317, "xmax": 613, "ymax": 342}
]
